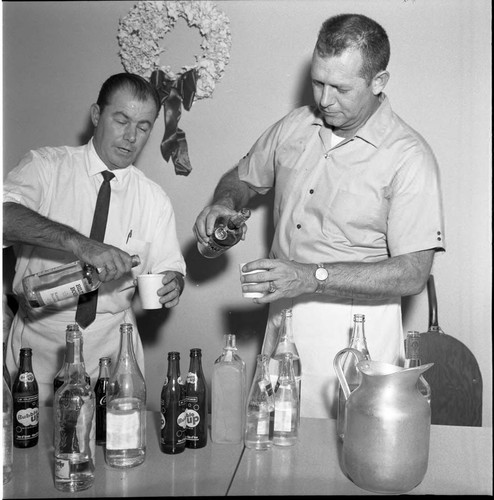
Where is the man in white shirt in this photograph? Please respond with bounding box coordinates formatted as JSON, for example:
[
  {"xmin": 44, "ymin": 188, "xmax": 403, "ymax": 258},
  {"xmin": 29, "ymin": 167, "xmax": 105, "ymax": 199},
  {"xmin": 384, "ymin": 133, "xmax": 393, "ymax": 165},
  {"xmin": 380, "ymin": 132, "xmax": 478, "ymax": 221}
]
[{"xmin": 4, "ymin": 73, "xmax": 186, "ymax": 405}]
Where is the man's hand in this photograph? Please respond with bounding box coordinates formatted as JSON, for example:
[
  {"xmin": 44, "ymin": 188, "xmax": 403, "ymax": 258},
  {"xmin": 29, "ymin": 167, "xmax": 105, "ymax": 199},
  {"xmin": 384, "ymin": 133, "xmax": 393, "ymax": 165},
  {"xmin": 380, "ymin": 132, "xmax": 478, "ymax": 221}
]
[
  {"xmin": 157, "ymin": 271, "xmax": 185, "ymax": 309},
  {"xmin": 240, "ymin": 259, "xmax": 315, "ymax": 303},
  {"xmin": 193, "ymin": 204, "xmax": 247, "ymax": 246}
]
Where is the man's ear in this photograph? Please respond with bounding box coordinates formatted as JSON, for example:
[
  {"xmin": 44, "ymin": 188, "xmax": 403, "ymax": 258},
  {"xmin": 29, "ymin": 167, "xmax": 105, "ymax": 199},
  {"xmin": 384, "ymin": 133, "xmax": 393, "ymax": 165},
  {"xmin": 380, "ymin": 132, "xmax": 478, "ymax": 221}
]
[
  {"xmin": 371, "ymin": 70, "xmax": 390, "ymax": 95},
  {"xmin": 90, "ymin": 103, "xmax": 100, "ymax": 127}
]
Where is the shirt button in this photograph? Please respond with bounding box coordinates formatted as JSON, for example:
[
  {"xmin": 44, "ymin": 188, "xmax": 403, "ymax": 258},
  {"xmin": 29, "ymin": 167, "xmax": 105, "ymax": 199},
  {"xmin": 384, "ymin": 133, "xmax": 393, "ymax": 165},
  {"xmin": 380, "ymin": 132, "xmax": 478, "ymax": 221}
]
[
  {"xmin": 309, "ymin": 189, "xmax": 314, "ymax": 194},
  {"xmin": 297, "ymin": 224, "xmax": 302, "ymax": 229}
]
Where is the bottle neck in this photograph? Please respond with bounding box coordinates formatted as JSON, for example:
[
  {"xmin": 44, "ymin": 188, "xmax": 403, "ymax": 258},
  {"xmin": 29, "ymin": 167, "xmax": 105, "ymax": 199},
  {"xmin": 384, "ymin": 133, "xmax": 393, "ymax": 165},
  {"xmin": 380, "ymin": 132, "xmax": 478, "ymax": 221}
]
[
  {"xmin": 64, "ymin": 329, "xmax": 88, "ymax": 384},
  {"xmin": 188, "ymin": 354, "xmax": 202, "ymax": 373},
  {"xmin": 406, "ymin": 332, "xmax": 422, "ymax": 366},
  {"xmin": 227, "ymin": 208, "xmax": 251, "ymax": 229},
  {"xmin": 98, "ymin": 359, "xmax": 112, "ymax": 379},
  {"xmin": 19, "ymin": 351, "xmax": 34, "ymax": 372},
  {"xmin": 167, "ymin": 355, "xmax": 181, "ymax": 379},
  {"xmin": 349, "ymin": 317, "xmax": 369, "ymax": 356},
  {"xmin": 275, "ymin": 310, "xmax": 296, "ymax": 349},
  {"xmin": 117, "ymin": 324, "xmax": 137, "ymax": 365}
]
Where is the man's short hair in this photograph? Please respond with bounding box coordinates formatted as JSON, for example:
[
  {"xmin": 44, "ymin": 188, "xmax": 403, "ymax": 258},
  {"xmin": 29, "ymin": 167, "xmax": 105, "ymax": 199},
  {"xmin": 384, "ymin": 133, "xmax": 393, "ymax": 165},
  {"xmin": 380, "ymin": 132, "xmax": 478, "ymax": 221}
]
[
  {"xmin": 316, "ymin": 13, "xmax": 390, "ymax": 83},
  {"xmin": 96, "ymin": 73, "xmax": 161, "ymax": 116}
]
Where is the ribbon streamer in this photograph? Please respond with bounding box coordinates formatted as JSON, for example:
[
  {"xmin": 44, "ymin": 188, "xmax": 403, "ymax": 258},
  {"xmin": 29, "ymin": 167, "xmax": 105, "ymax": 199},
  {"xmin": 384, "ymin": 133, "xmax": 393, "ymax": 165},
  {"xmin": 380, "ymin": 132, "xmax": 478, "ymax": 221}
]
[{"xmin": 151, "ymin": 69, "xmax": 197, "ymax": 176}]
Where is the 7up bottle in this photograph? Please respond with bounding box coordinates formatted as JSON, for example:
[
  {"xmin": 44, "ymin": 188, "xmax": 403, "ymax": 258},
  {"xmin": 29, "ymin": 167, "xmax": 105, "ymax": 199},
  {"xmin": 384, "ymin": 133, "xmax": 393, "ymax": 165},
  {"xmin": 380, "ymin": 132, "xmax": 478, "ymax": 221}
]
[
  {"xmin": 185, "ymin": 348, "xmax": 207, "ymax": 449},
  {"xmin": 160, "ymin": 352, "xmax": 187, "ymax": 454}
]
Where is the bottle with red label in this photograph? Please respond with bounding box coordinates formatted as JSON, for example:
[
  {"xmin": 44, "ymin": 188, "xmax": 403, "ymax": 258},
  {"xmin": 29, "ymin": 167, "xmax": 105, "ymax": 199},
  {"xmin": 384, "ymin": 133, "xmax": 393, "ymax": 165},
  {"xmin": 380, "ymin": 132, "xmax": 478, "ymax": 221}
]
[
  {"xmin": 95, "ymin": 356, "xmax": 112, "ymax": 446},
  {"xmin": 12, "ymin": 347, "xmax": 39, "ymax": 448},
  {"xmin": 185, "ymin": 348, "xmax": 208, "ymax": 449},
  {"xmin": 160, "ymin": 351, "xmax": 187, "ymax": 454}
]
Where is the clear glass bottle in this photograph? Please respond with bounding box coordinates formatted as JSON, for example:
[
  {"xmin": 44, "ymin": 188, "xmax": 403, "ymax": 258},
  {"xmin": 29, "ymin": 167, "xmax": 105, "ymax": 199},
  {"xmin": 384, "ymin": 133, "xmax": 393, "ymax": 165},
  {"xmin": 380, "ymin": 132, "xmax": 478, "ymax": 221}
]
[
  {"xmin": 185, "ymin": 348, "xmax": 208, "ymax": 449},
  {"xmin": 160, "ymin": 351, "xmax": 187, "ymax": 454},
  {"xmin": 273, "ymin": 352, "xmax": 299, "ymax": 446},
  {"xmin": 22, "ymin": 255, "xmax": 141, "ymax": 308},
  {"xmin": 105, "ymin": 323, "xmax": 146, "ymax": 468},
  {"xmin": 211, "ymin": 334, "xmax": 246, "ymax": 444},
  {"xmin": 197, "ymin": 208, "xmax": 251, "ymax": 258},
  {"xmin": 337, "ymin": 313, "xmax": 371, "ymax": 440},
  {"xmin": 12, "ymin": 347, "xmax": 39, "ymax": 448},
  {"xmin": 54, "ymin": 325, "xmax": 91, "ymax": 393},
  {"xmin": 245, "ymin": 354, "xmax": 275, "ymax": 450},
  {"xmin": 94, "ymin": 356, "xmax": 112, "ymax": 446},
  {"xmin": 3, "ymin": 375, "xmax": 13, "ymax": 484},
  {"xmin": 53, "ymin": 325, "xmax": 95, "ymax": 492},
  {"xmin": 405, "ymin": 330, "xmax": 431, "ymax": 404},
  {"xmin": 269, "ymin": 309, "xmax": 301, "ymax": 418}
]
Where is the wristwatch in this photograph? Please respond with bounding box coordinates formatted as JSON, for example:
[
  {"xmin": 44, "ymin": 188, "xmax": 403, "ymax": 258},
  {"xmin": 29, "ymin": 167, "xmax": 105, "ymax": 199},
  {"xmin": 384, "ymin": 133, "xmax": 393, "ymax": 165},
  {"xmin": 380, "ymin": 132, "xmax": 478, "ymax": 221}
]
[{"xmin": 314, "ymin": 263, "xmax": 328, "ymax": 293}]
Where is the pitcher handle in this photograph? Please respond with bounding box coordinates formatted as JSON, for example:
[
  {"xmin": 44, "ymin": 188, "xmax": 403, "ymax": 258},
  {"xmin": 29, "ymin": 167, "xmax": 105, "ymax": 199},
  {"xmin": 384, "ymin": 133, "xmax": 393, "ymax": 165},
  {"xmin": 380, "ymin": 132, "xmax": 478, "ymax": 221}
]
[{"xmin": 333, "ymin": 348, "xmax": 366, "ymax": 400}]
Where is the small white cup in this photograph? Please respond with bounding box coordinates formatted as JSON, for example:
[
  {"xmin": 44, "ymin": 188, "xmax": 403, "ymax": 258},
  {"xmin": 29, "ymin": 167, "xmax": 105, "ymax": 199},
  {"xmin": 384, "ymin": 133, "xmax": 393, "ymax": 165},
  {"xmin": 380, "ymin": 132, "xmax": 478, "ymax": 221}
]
[
  {"xmin": 137, "ymin": 274, "xmax": 163, "ymax": 309},
  {"xmin": 240, "ymin": 263, "xmax": 265, "ymax": 299}
]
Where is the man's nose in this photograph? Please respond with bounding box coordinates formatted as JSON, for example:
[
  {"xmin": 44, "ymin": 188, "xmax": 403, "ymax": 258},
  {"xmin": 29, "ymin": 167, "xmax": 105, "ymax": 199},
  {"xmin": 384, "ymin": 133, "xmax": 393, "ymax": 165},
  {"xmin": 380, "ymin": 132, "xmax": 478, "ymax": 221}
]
[
  {"xmin": 320, "ymin": 86, "xmax": 336, "ymax": 108},
  {"xmin": 124, "ymin": 124, "xmax": 137, "ymax": 143}
]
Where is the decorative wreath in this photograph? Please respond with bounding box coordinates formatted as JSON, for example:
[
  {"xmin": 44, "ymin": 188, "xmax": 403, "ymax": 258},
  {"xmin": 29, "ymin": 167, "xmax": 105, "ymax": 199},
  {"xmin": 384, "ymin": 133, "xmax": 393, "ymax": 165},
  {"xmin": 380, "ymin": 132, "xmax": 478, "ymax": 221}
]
[
  {"xmin": 117, "ymin": 1, "xmax": 232, "ymax": 175},
  {"xmin": 118, "ymin": 0, "xmax": 232, "ymax": 101}
]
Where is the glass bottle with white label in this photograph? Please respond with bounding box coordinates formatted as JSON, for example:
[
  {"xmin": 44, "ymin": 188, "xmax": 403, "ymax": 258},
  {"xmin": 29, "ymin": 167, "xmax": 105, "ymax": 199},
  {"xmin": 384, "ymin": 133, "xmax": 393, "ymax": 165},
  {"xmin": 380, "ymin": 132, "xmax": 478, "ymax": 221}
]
[
  {"xmin": 105, "ymin": 323, "xmax": 146, "ymax": 468},
  {"xmin": 244, "ymin": 354, "xmax": 275, "ymax": 450},
  {"xmin": 53, "ymin": 325, "xmax": 95, "ymax": 492},
  {"xmin": 273, "ymin": 352, "xmax": 299, "ymax": 446},
  {"xmin": 22, "ymin": 255, "xmax": 140, "ymax": 308}
]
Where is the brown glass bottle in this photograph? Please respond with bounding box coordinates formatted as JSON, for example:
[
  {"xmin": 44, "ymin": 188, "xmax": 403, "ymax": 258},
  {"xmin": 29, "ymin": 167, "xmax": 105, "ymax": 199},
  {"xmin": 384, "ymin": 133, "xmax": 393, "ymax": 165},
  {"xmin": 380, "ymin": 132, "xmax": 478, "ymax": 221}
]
[
  {"xmin": 95, "ymin": 357, "xmax": 112, "ymax": 446},
  {"xmin": 185, "ymin": 348, "xmax": 208, "ymax": 448},
  {"xmin": 160, "ymin": 352, "xmax": 187, "ymax": 454},
  {"xmin": 12, "ymin": 347, "xmax": 39, "ymax": 448}
]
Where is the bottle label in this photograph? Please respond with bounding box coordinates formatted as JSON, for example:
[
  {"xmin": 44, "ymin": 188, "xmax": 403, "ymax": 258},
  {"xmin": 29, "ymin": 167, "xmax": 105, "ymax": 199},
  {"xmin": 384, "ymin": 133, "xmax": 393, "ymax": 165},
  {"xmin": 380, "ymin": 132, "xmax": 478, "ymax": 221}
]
[
  {"xmin": 177, "ymin": 411, "xmax": 187, "ymax": 429},
  {"xmin": 257, "ymin": 418, "xmax": 269, "ymax": 435},
  {"xmin": 106, "ymin": 410, "xmax": 140, "ymax": 450},
  {"xmin": 19, "ymin": 372, "xmax": 35, "ymax": 383},
  {"xmin": 186, "ymin": 372, "xmax": 197, "ymax": 384},
  {"xmin": 274, "ymin": 402, "xmax": 293, "ymax": 432},
  {"xmin": 37, "ymin": 279, "xmax": 87, "ymax": 305},
  {"xmin": 15, "ymin": 407, "xmax": 39, "ymax": 427},
  {"xmin": 185, "ymin": 408, "xmax": 201, "ymax": 429},
  {"xmin": 54, "ymin": 458, "xmax": 71, "ymax": 479}
]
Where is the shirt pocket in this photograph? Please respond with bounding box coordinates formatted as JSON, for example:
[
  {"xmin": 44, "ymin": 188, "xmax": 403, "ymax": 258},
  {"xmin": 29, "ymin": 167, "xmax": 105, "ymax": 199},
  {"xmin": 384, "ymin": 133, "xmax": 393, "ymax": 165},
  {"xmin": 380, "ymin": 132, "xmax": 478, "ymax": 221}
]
[
  {"xmin": 325, "ymin": 189, "xmax": 389, "ymax": 248},
  {"xmin": 122, "ymin": 238, "xmax": 150, "ymax": 277}
]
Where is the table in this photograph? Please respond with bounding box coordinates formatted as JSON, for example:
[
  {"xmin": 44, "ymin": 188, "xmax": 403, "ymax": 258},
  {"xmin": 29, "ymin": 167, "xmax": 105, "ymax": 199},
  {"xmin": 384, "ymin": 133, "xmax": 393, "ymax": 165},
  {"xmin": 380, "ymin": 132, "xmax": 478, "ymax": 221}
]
[
  {"xmin": 3, "ymin": 410, "xmax": 492, "ymax": 497},
  {"xmin": 3, "ymin": 408, "xmax": 243, "ymax": 498},
  {"xmin": 228, "ymin": 418, "xmax": 493, "ymax": 496}
]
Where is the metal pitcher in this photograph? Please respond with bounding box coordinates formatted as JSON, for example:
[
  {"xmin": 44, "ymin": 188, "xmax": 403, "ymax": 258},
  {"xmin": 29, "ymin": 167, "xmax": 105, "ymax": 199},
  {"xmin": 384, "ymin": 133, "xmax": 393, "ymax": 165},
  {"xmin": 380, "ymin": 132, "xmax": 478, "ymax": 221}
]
[{"xmin": 334, "ymin": 347, "xmax": 433, "ymax": 494}]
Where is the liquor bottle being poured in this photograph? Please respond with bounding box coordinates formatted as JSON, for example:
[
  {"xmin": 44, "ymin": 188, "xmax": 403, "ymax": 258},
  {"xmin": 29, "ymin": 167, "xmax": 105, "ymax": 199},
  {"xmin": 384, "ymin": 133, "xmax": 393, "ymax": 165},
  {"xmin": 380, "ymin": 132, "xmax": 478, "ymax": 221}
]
[{"xmin": 197, "ymin": 208, "xmax": 251, "ymax": 258}]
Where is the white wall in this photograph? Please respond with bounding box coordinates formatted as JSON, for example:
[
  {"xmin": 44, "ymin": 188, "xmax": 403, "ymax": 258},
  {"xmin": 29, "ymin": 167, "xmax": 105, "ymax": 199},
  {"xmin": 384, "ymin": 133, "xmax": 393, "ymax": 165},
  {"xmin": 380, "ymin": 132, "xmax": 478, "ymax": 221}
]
[{"xmin": 2, "ymin": 0, "xmax": 491, "ymax": 425}]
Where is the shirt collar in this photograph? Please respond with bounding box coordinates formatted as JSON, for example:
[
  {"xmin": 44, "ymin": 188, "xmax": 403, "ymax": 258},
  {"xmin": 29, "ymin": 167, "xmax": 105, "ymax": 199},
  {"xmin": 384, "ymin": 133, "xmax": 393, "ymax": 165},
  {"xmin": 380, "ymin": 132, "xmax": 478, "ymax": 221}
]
[
  {"xmin": 87, "ymin": 138, "xmax": 133, "ymax": 181},
  {"xmin": 311, "ymin": 93, "xmax": 393, "ymax": 148}
]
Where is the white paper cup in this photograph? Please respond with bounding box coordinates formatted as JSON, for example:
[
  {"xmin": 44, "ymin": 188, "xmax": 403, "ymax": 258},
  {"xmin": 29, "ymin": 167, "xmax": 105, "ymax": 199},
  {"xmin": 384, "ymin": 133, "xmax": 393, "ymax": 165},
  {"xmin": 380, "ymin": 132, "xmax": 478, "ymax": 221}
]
[
  {"xmin": 240, "ymin": 263, "xmax": 265, "ymax": 299},
  {"xmin": 137, "ymin": 274, "xmax": 163, "ymax": 309}
]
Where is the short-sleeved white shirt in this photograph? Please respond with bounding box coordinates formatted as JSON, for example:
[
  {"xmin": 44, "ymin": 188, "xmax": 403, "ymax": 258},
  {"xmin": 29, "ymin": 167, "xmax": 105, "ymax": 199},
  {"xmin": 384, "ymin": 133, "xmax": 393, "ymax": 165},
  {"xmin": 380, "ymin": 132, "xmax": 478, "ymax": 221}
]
[
  {"xmin": 238, "ymin": 95, "xmax": 445, "ymax": 418},
  {"xmin": 4, "ymin": 139, "xmax": 186, "ymax": 404}
]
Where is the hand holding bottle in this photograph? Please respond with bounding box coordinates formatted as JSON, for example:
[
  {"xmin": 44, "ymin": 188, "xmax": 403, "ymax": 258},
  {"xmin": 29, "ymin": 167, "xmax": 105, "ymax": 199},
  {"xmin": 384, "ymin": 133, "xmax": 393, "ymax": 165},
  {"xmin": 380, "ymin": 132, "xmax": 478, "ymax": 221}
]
[{"xmin": 193, "ymin": 205, "xmax": 250, "ymax": 258}]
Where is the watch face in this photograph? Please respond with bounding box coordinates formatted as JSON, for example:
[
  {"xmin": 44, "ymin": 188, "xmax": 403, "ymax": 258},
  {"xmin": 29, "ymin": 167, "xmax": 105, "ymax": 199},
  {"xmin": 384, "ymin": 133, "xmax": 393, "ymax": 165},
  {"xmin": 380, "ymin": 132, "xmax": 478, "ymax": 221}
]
[{"xmin": 316, "ymin": 266, "xmax": 328, "ymax": 281}]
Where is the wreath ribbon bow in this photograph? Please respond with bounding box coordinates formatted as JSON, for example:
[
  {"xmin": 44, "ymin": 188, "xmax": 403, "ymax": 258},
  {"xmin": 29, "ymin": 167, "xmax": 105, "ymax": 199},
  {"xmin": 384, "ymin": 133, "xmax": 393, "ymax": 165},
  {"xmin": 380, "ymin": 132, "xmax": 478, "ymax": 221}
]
[{"xmin": 151, "ymin": 68, "xmax": 197, "ymax": 176}]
